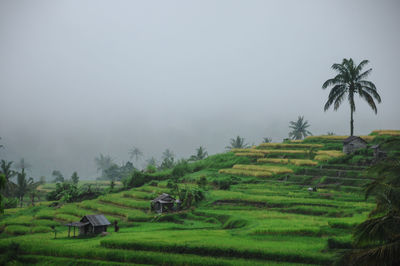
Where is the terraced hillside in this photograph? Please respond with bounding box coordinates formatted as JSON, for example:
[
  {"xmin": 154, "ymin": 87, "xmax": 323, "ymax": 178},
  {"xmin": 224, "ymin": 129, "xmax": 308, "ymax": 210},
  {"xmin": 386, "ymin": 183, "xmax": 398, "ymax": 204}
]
[{"xmin": 1, "ymin": 132, "xmax": 399, "ymax": 265}]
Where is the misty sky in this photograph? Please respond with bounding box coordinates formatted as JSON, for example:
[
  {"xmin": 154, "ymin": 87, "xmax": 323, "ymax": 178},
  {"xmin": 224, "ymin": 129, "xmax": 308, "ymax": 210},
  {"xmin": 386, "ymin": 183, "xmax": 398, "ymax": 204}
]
[{"xmin": 1, "ymin": 0, "xmax": 399, "ymax": 179}]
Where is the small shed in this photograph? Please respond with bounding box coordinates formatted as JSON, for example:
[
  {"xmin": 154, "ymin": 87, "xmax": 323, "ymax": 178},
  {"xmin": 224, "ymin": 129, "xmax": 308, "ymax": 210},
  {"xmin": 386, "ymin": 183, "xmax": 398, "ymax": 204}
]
[
  {"xmin": 343, "ymin": 136, "xmax": 367, "ymax": 154},
  {"xmin": 151, "ymin": 193, "xmax": 180, "ymax": 213},
  {"xmin": 66, "ymin": 214, "xmax": 111, "ymax": 237},
  {"xmin": 371, "ymin": 144, "xmax": 387, "ymax": 161}
]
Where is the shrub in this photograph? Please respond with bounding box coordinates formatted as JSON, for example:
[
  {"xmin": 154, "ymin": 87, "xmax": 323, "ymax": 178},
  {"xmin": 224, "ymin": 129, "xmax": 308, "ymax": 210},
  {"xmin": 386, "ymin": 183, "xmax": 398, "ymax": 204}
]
[{"xmin": 172, "ymin": 160, "xmax": 192, "ymax": 179}]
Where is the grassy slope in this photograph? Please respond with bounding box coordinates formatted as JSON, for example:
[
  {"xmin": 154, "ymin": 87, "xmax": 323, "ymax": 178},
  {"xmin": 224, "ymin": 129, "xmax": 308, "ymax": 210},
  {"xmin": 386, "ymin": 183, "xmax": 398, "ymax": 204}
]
[{"xmin": 1, "ymin": 132, "xmax": 399, "ymax": 265}]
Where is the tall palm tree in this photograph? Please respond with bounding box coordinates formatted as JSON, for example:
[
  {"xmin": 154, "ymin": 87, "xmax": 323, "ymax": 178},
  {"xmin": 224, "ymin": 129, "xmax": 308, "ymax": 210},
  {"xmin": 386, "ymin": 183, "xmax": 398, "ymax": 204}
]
[
  {"xmin": 288, "ymin": 116, "xmax": 312, "ymax": 140},
  {"xmin": 129, "ymin": 147, "xmax": 143, "ymax": 162},
  {"xmin": 322, "ymin": 58, "xmax": 381, "ymax": 136},
  {"xmin": 226, "ymin": 136, "xmax": 250, "ymax": 150},
  {"xmin": 94, "ymin": 154, "xmax": 114, "ymax": 178}
]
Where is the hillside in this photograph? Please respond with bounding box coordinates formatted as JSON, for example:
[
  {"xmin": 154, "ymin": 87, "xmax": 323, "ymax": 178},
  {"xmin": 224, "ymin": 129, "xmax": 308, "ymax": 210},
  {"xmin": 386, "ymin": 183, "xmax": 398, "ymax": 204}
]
[{"xmin": 1, "ymin": 131, "xmax": 400, "ymax": 265}]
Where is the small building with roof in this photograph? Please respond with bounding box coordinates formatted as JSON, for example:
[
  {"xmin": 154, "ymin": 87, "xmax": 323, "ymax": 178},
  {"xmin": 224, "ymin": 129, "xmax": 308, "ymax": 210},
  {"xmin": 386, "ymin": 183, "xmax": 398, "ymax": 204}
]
[
  {"xmin": 66, "ymin": 214, "xmax": 111, "ymax": 237},
  {"xmin": 151, "ymin": 193, "xmax": 181, "ymax": 213},
  {"xmin": 343, "ymin": 136, "xmax": 367, "ymax": 154}
]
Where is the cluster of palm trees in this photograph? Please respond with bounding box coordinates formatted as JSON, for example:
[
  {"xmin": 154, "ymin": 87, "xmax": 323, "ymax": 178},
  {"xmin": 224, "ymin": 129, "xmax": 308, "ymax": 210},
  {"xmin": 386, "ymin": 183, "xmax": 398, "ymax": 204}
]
[{"xmin": 0, "ymin": 159, "xmax": 42, "ymax": 208}]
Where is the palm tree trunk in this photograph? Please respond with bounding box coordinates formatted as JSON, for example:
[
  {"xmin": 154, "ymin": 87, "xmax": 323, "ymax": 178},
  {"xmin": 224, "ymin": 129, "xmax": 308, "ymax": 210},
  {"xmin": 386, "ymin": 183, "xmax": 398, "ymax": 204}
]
[{"xmin": 350, "ymin": 109, "xmax": 354, "ymax": 136}]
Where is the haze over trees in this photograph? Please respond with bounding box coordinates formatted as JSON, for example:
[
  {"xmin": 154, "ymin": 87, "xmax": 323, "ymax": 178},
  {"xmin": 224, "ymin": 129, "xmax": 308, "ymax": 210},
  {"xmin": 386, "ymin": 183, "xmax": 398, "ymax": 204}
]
[
  {"xmin": 129, "ymin": 147, "xmax": 143, "ymax": 162},
  {"xmin": 94, "ymin": 154, "xmax": 114, "ymax": 179},
  {"xmin": 288, "ymin": 116, "xmax": 312, "ymax": 140},
  {"xmin": 226, "ymin": 136, "xmax": 250, "ymax": 150},
  {"xmin": 189, "ymin": 146, "xmax": 208, "ymax": 161},
  {"xmin": 322, "ymin": 58, "xmax": 381, "ymax": 136}
]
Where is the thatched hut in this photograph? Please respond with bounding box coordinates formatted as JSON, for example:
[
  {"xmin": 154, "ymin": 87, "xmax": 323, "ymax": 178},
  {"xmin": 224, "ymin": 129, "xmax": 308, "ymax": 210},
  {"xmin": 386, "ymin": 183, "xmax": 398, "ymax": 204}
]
[
  {"xmin": 66, "ymin": 214, "xmax": 111, "ymax": 237},
  {"xmin": 343, "ymin": 136, "xmax": 367, "ymax": 154},
  {"xmin": 151, "ymin": 193, "xmax": 181, "ymax": 213}
]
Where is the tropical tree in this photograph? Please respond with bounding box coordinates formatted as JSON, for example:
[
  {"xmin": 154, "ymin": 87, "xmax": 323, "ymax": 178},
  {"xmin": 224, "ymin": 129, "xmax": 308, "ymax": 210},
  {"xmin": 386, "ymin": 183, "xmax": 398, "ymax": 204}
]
[
  {"xmin": 160, "ymin": 149, "xmax": 175, "ymax": 170},
  {"xmin": 15, "ymin": 158, "xmax": 31, "ymax": 172},
  {"xmin": 15, "ymin": 169, "xmax": 34, "ymax": 207},
  {"xmin": 0, "ymin": 173, "xmax": 6, "ymax": 213},
  {"xmin": 94, "ymin": 154, "xmax": 114, "ymax": 178},
  {"xmin": 262, "ymin": 137, "xmax": 272, "ymax": 143},
  {"xmin": 226, "ymin": 136, "xmax": 250, "ymax": 150},
  {"xmin": 189, "ymin": 146, "xmax": 208, "ymax": 161},
  {"xmin": 0, "ymin": 160, "xmax": 17, "ymax": 196},
  {"xmin": 288, "ymin": 116, "xmax": 312, "ymax": 140},
  {"xmin": 51, "ymin": 170, "xmax": 64, "ymax": 183},
  {"xmin": 341, "ymin": 158, "xmax": 400, "ymax": 265},
  {"xmin": 71, "ymin": 171, "xmax": 79, "ymax": 185},
  {"xmin": 129, "ymin": 147, "xmax": 143, "ymax": 162},
  {"xmin": 322, "ymin": 58, "xmax": 381, "ymax": 136}
]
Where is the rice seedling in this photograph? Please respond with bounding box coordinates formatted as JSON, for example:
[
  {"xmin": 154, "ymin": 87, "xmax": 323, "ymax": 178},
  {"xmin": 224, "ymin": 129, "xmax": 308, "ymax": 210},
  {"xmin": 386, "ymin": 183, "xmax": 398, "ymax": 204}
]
[
  {"xmin": 304, "ymin": 135, "xmax": 375, "ymax": 142},
  {"xmin": 31, "ymin": 226, "xmax": 52, "ymax": 233},
  {"xmin": 372, "ymin": 130, "xmax": 400, "ymax": 136},
  {"xmin": 218, "ymin": 169, "xmax": 272, "ymax": 178},
  {"xmin": 257, "ymin": 158, "xmax": 318, "ymax": 166},
  {"xmin": 234, "ymin": 152, "xmax": 265, "ymax": 157},
  {"xmin": 99, "ymin": 194, "xmax": 150, "ymax": 210},
  {"xmin": 0, "ymin": 215, "xmax": 32, "ymax": 226},
  {"xmin": 316, "ymin": 150, "xmax": 344, "ymax": 157},
  {"xmin": 233, "ymin": 164, "xmax": 293, "ymax": 174},
  {"xmin": 257, "ymin": 143, "xmax": 323, "ymax": 149},
  {"xmin": 4, "ymin": 225, "xmax": 30, "ymax": 235},
  {"xmin": 314, "ymin": 155, "xmax": 332, "ymax": 161}
]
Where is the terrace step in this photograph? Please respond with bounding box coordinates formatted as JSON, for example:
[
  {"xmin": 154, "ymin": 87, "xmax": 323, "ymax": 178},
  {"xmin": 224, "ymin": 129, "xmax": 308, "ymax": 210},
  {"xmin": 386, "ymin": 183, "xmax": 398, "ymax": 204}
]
[{"xmin": 318, "ymin": 164, "xmax": 368, "ymax": 171}]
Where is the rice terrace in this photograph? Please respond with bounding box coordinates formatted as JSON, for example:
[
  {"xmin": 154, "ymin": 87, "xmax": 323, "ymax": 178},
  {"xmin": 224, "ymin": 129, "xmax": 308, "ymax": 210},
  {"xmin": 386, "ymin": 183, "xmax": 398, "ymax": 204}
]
[
  {"xmin": 1, "ymin": 131, "xmax": 400, "ymax": 265},
  {"xmin": 1, "ymin": 1, "xmax": 400, "ymax": 266}
]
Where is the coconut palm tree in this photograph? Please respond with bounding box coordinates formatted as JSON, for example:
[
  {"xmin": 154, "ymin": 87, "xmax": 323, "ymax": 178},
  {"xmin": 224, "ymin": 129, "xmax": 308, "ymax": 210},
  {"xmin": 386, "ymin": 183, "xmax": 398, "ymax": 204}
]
[
  {"xmin": 341, "ymin": 159, "xmax": 400, "ymax": 265},
  {"xmin": 226, "ymin": 136, "xmax": 250, "ymax": 150},
  {"xmin": 322, "ymin": 58, "xmax": 381, "ymax": 136},
  {"xmin": 189, "ymin": 146, "xmax": 208, "ymax": 161},
  {"xmin": 0, "ymin": 160, "xmax": 17, "ymax": 197},
  {"xmin": 94, "ymin": 154, "xmax": 114, "ymax": 178},
  {"xmin": 262, "ymin": 137, "xmax": 272, "ymax": 143},
  {"xmin": 129, "ymin": 147, "xmax": 143, "ymax": 162},
  {"xmin": 288, "ymin": 116, "xmax": 312, "ymax": 140}
]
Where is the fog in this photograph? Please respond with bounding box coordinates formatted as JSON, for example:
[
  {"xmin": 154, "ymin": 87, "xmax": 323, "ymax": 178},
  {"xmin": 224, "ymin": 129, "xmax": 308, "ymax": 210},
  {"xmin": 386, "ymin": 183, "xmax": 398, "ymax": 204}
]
[{"xmin": 1, "ymin": 0, "xmax": 399, "ymax": 179}]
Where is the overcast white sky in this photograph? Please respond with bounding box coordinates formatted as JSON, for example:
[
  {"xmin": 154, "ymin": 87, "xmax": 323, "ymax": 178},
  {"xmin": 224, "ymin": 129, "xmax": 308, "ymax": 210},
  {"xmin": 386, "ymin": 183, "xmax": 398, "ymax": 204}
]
[{"xmin": 1, "ymin": 0, "xmax": 399, "ymax": 179}]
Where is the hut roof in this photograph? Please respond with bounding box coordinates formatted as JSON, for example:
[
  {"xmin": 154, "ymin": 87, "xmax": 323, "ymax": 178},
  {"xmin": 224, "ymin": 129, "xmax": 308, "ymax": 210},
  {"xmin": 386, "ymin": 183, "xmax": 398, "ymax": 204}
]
[
  {"xmin": 65, "ymin": 221, "xmax": 89, "ymax": 227},
  {"xmin": 371, "ymin": 144, "xmax": 380, "ymax": 149},
  {"xmin": 152, "ymin": 193, "xmax": 175, "ymax": 203},
  {"xmin": 81, "ymin": 214, "xmax": 111, "ymax": 226},
  {"xmin": 343, "ymin": 136, "xmax": 367, "ymax": 144}
]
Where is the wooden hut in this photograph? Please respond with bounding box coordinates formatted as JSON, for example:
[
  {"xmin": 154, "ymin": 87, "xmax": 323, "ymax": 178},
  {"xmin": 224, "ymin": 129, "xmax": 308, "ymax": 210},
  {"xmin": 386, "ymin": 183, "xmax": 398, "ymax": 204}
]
[
  {"xmin": 151, "ymin": 193, "xmax": 180, "ymax": 213},
  {"xmin": 66, "ymin": 214, "xmax": 111, "ymax": 237},
  {"xmin": 343, "ymin": 136, "xmax": 367, "ymax": 154}
]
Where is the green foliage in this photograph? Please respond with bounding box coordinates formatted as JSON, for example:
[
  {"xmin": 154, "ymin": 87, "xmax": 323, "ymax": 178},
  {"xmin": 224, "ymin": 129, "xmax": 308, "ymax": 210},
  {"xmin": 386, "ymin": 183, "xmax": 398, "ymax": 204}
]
[
  {"xmin": 322, "ymin": 58, "xmax": 381, "ymax": 136},
  {"xmin": 51, "ymin": 170, "xmax": 64, "ymax": 183},
  {"xmin": 226, "ymin": 136, "xmax": 250, "ymax": 150},
  {"xmin": 4, "ymin": 225, "xmax": 30, "ymax": 235},
  {"xmin": 341, "ymin": 158, "xmax": 400, "ymax": 266},
  {"xmin": 190, "ymin": 146, "xmax": 208, "ymax": 161},
  {"xmin": 71, "ymin": 171, "xmax": 79, "ymax": 185},
  {"xmin": 172, "ymin": 159, "xmax": 192, "ymax": 179},
  {"xmin": 288, "ymin": 116, "xmax": 312, "ymax": 140},
  {"xmin": 46, "ymin": 182, "xmax": 103, "ymax": 203},
  {"xmin": 160, "ymin": 149, "xmax": 175, "ymax": 170}
]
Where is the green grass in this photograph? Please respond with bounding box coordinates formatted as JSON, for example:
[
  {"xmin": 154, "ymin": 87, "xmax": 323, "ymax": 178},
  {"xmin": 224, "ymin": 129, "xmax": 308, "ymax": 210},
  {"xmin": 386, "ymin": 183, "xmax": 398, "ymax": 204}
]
[{"xmin": 2, "ymin": 132, "xmax": 395, "ymax": 265}]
